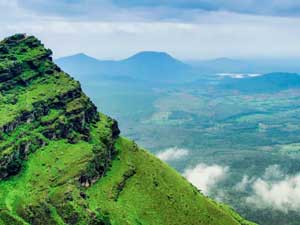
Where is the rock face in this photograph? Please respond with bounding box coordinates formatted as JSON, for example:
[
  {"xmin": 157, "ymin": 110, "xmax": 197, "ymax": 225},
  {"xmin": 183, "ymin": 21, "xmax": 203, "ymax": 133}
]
[{"xmin": 0, "ymin": 34, "xmax": 118, "ymax": 180}]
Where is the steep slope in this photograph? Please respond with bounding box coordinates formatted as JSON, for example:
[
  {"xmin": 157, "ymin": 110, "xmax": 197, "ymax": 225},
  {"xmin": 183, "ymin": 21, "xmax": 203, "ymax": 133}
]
[{"xmin": 0, "ymin": 34, "xmax": 255, "ymax": 225}]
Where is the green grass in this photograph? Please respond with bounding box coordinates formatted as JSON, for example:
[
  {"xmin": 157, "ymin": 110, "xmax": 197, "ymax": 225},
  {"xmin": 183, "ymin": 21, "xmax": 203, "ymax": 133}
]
[
  {"xmin": 0, "ymin": 34, "xmax": 101, "ymax": 179},
  {"xmin": 0, "ymin": 112, "xmax": 115, "ymax": 224},
  {"xmin": 0, "ymin": 140, "xmax": 93, "ymax": 210},
  {"xmin": 0, "ymin": 72, "xmax": 79, "ymax": 128},
  {"xmin": 87, "ymin": 137, "xmax": 255, "ymax": 225},
  {"xmin": 0, "ymin": 135, "xmax": 255, "ymax": 225}
]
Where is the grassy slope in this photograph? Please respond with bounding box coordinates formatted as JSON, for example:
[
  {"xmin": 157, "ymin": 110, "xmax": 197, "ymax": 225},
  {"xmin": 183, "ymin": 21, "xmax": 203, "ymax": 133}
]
[
  {"xmin": 0, "ymin": 141, "xmax": 93, "ymax": 225},
  {"xmin": 87, "ymin": 137, "xmax": 255, "ymax": 225},
  {"xmin": 0, "ymin": 132, "xmax": 256, "ymax": 225},
  {"xmin": 0, "ymin": 114, "xmax": 114, "ymax": 225}
]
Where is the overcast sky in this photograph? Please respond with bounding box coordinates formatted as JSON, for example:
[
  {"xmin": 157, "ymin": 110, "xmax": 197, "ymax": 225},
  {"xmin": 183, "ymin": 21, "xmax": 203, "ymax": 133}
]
[{"xmin": 1, "ymin": 0, "xmax": 300, "ymax": 60}]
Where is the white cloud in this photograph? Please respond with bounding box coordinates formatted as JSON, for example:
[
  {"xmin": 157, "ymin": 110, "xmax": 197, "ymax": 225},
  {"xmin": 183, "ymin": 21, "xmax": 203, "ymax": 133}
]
[
  {"xmin": 247, "ymin": 174, "xmax": 300, "ymax": 212},
  {"xmin": 156, "ymin": 147, "xmax": 189, "ymax": 161},
  {"xmin": 2, "ymin": 2, "xmax": 300, "ymax": 60},
  {"xmin": 235, "ymin": 175, "xmax": 253, "ymax": 192},
  {"xmin": 233, "ymin": 165, "xmax": 300, "ymax": 212},
  {"xmin": 262, "ymin": 164, "xmax": 285, "ymax": 180},
  {"xmin": 183, "ymin": 163, "xmax": 229, "ymax": 195},
  {"xmin": 235, "ymin": 166, "xmax": 285, "ymax": 192}
]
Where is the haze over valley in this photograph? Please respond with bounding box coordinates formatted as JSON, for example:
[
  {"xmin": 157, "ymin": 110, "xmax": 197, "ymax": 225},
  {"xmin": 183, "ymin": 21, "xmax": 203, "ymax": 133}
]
[{"xmin": 57, "ymin": 51, "xmax": 300, "ymax": 225}]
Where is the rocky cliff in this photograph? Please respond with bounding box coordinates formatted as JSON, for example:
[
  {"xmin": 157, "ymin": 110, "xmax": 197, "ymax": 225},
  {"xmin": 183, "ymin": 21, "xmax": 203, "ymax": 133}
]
[{"xmin": 0, "ymin": 34, "xmax": 119, "ymax": 183}]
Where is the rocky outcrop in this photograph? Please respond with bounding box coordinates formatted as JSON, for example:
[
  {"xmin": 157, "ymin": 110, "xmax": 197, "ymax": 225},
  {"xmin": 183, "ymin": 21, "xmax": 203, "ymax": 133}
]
[{"xmin": 0, "ymin": 34, "xmax": 119, "ymax": 179}]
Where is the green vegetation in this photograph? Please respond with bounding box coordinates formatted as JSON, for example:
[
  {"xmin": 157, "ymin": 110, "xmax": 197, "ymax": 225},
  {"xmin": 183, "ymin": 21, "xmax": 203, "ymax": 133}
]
[
  {"xmin": 0, "ymin": 34, "xmax": 254, "ymax": 225},
  {"xmin": 0, "ymin": 135, "xmax": 255, "ymax": 225},
  {"xmin": 87, "ymin": 137, "xmax": 253, "ymax": 225},
  {"xmin": 0, "ymin": 34, "xmax": 101, "ymax": 179}
]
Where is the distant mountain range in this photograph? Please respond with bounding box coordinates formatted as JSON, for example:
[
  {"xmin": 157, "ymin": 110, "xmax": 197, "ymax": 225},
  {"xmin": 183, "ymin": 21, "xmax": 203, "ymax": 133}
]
[
  {"xmin": 56, "ymin": 52, "xmax": 300, "ymax": 94},
  {"xmin": 56, "ymin": 51, "xmax": 192, "ymax": 83},
  {"xmin": 57, "ymin": 52, "xmax": 300, "ymax": 83}
]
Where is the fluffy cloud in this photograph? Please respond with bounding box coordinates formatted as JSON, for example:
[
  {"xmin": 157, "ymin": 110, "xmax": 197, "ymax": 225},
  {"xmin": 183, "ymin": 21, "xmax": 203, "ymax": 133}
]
[
  {"xmin": 156, "ymin": 147, "xmax": 189, "ymax": 161},
  {"xmin": 234, "ymin": 165, "xmax": 300, "ymax": 212},
  {"xmin": 183, "ymin": 163, "xmax": 228, "ymax": 195},
  {"xmin": 235, "ymin": 175, "xmax": 253, "ymax": 192},
  {"xmin": 235, "ymin": 165, "xmax": 285, "ymax": 192},
  {"xmin": 247, "ymin": 175, "xmax": 300, "ymax": 212},
  {"xmin": 2, "ymin": 1, "xmax": 300, "ymax": 60},
  {"xmin": 262, "ymin": 164, "xmax": 285, "ymax": 180},
  {"xmin": 182, "ymin": 163, "xmax": 300, "ymax": 211}
]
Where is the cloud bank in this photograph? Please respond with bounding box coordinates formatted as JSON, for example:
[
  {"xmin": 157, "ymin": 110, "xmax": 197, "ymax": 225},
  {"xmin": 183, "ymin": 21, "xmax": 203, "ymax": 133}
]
[
  {"xmin": 2, "ymin": 0, "xmax": 300, "ymax": 59},
  {"xmin": 235, "ymin": 175, "xmax": 254, "ymax": 192},
  {"xmin": 247, "ymin": 175, "xmax": 300, "ymax": 212},
  {"xmin": 183, "ymin": 163, "xmax": 228, "ymax": 195},
  {"xmin": 13, "ymin": 0, "xmax": 300, "ymax": 19},
  {"xmin": 156, "ymin": 147, "xmax": 189, "ymax": 161},
  {"xmin": 182, "ymin": 163, "xmax": 300, "ymax": 212},
  {"xmin": 234, "ymin": 165, "xmax": 300, "ymax": 212}
]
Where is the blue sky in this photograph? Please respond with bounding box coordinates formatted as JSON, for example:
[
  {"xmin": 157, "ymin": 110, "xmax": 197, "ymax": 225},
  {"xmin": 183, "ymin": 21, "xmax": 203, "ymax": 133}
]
[{"xmin": 1, "ymin": 0, "xmax": 300, "ymax": 59}]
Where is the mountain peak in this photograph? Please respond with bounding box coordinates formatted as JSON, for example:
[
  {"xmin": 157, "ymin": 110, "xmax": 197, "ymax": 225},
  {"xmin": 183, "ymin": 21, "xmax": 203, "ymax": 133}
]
[
  {"xmin": 0, "ymin": 34, "xmax": 119, "ymax": 181},
  {"xmin": 58, "ymin": 52, "xmax": 100, "ymax": 62},
  {"xmin": 72, "ymin": 52, "xmax": 90, "ymax": 58},
  {"xmin": 125, "ymin": 51, "xmax": 181, "ymax": 63},
  {"xmin": 0, "ymin": 34, "xmax": 53, "ymax": 84},
  {"xmin": 131, "ymin": 51, "xmax": 172, "ymax": 57}
]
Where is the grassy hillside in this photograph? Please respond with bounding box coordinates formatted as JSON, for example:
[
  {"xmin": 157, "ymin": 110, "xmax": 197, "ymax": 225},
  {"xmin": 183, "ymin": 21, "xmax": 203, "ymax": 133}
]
[
  {"xmin": 0, "ymin": 34, "xmax": 255, "ymax": 225},
  {"xmin": 87, "ymin": 137, "xmax": 254, "ymax": 225},
  {"xmin": 0, "ymin": 134, "xmax": 255, "ymax": 225}
]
